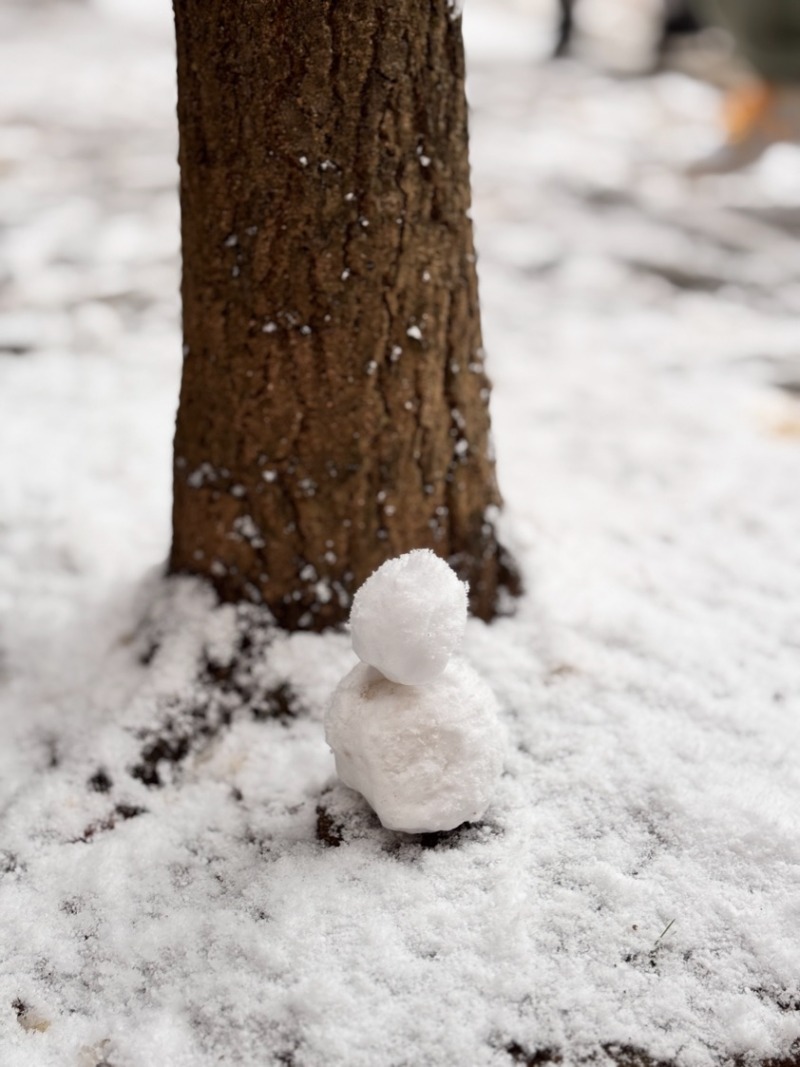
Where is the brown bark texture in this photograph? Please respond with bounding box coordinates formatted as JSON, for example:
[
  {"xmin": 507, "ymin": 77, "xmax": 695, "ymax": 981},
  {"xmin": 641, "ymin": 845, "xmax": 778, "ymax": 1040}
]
[{"xmin": 170, "ymin": 0, "xmax": 519, "ymax": 630}]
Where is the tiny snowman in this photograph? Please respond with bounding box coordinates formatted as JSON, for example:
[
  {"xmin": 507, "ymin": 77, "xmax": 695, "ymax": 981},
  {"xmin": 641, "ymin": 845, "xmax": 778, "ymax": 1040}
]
[{"xmin": 325, "ymin": 549, "xmax": 505, "ymax": 834}]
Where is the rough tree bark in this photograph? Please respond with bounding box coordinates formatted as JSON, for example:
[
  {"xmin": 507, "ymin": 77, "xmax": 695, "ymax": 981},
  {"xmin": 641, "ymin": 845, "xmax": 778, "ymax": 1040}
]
[{"xmin": 170, "ymin": 0, "xmax": 519, "ymax": 630}]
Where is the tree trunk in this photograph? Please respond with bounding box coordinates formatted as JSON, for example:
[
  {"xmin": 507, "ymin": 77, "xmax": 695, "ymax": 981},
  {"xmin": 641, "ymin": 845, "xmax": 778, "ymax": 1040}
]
[{"xmin": 170, "ymin": 0, "xmax": 519, "ymax": 630}]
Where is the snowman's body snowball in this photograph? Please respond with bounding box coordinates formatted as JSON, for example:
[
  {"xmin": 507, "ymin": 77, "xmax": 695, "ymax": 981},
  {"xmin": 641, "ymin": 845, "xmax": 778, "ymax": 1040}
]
[
  {"xmin": 350, "ymin": 550, "xmax": 468, "ymax": 686},
  {"xmin": 325, "ymin": 659, "xmax": 504, "ymax": 834}
]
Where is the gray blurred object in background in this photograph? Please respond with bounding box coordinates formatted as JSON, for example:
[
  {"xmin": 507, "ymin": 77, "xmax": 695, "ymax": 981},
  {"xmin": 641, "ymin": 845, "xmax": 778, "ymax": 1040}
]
[
  {"xmin": 553, "ymin": 0, "xmax": 704, "ymax": 62},
  {"xmin": 687, "ymin": 0, "xmax": 800, "ymax": 172},
  {"xmin": 697, "ymin": 0, "xmax": 800, "ymax": 82}
]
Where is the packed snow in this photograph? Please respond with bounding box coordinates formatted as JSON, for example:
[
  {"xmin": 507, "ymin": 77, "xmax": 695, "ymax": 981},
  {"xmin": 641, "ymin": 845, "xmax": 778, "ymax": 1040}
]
[
  {"xmin": 2, "ymin": 1, "xmax": 800, "ymax": 1066},
  {"xmin": 349, "ymin": 550, "xmax": 468, "ymax": 686},
  {"xmin": 326, "ymin": 660, "xmax": 503, "ymax": 833},
  {"xmin": 327, "ymin": 553, "xmax": 502, "ymax": 833}
]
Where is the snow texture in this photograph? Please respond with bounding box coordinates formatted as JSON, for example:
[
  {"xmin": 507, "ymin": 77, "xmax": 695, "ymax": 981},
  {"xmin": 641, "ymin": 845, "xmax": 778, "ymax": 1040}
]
[
  {"xmin": 349, "ymin": 550, "xmax": 468, "ymax": 685},
  {"xmin": 326, "ymin": 660, "xmax": 504, "ymax": 833},
  {"xmin": 2, "ymin": 0, "xmax": 800, "ymax": 1066}
]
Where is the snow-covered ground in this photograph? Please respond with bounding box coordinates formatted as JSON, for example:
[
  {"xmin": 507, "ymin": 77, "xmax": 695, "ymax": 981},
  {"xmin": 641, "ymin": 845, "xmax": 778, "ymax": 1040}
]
[{"xmin": 1, "ymin": 1, "xmax": 799, "ymax": 1065}]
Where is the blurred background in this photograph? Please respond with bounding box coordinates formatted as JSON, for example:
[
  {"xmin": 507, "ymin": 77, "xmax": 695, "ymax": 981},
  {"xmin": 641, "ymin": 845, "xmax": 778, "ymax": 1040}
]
[{"xmin": 1, "ymin": 0, "xmax": 799, "ymax": 632}]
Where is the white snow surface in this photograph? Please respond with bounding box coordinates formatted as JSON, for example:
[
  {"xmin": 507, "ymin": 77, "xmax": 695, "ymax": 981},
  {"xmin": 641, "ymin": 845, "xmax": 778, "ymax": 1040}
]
[
  {"xmin": 349, "ymin": 550, "xmax": 468, "ymax": 685},
  {"xmin": 326, "ymin": 660, "xmax": 504, "ymax": 833},
  {"xmin": 2, "ymin": 1, "xmax": 800, "ymax": 1066}
]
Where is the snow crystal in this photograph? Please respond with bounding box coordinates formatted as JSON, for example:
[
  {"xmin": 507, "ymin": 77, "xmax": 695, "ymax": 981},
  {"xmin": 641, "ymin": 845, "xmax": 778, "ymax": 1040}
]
[
  {"xmin": 406, "ymin": 324, "xmax": 423, "ymax": 341},
  {"xmin": 349, "ymin": 550, "xmax": 468, "ymax": 685},
  {"xmin": 231, "ymin": 515, "xmax": 264, "ymax": 548},
  {"xmin": 315, "ymin": 579, "xmax": 333, "ymax": 604},
  {"xmin": 326, "ymin": 660, "xmax": 504, "ymax": 833},
  {"xmin": 186, "ymin": 461, "xmax": 217, "ymax": 488}
]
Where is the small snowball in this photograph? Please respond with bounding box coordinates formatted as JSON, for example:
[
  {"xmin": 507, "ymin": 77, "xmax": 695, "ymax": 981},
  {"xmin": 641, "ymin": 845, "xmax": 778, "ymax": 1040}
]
[
  {"xmin": 350, "ymin": 550, "xmax": 467, "ymax": 685},
  {"xmin": 325, "ymin": 660, "xmax": 504, "ymax": 833}
]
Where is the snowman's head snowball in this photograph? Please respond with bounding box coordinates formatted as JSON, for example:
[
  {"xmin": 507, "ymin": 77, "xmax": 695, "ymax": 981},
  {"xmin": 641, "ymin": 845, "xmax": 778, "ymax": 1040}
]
[{"xmin": 350, "ymin": 550, "xmax": 468, "ymax": 686}]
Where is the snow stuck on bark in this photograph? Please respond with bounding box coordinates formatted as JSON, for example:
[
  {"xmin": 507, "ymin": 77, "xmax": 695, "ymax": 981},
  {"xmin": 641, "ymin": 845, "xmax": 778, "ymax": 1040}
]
[{"xmin": 327, "ymin": 552, "xmax": 504, "ymax": 832}]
